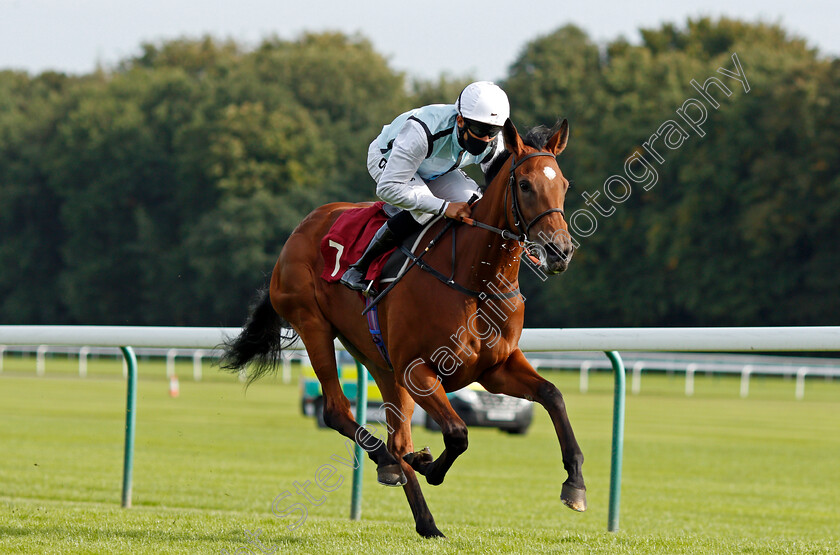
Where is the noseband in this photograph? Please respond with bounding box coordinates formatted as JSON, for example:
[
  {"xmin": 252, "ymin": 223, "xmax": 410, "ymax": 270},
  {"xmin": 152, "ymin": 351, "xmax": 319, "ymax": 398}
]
[{"xmin": 505, "ymin": 151, "xmax": 566, "ymax": 239}]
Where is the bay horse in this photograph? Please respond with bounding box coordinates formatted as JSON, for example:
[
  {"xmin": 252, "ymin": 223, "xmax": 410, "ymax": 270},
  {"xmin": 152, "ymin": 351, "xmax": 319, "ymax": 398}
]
[{"xmin": 221, "ymin": 119, "xmax": 584, "ymax": 538}]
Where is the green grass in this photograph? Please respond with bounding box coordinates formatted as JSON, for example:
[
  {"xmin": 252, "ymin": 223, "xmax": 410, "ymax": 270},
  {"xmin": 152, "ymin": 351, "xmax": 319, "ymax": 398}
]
[{"xmin": 1, "ymin": 357, "xmax": 839, "ymax": 554}]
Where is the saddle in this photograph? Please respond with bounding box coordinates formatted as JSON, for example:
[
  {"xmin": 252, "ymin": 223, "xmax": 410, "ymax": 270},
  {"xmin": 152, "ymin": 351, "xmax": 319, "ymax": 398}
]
[{"xmin": 319, "ymin": 202, "xmax": 441, "ymax": 291}]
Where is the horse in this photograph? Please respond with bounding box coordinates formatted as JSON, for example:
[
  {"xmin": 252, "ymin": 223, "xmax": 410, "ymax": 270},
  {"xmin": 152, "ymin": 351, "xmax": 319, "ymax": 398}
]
[{"xmin": 221, "ymin": 118, "xmax": 584, "ymax": 538}]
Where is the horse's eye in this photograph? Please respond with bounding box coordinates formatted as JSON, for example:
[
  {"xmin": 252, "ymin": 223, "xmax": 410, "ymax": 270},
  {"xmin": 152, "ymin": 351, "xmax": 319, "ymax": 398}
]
[{"xmin": 519, "ymin": 180, "xmax": 531, "ymax": 192}]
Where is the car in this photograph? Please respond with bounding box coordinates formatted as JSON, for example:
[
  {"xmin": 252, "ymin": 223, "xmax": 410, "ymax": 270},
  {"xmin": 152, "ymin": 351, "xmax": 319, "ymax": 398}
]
[
  {"xmin": 422, "ymin": 383, "xmax": 533, "ymax": 435},
  {"xmin": 300, "ymin": 353, "xmax": 533, "ymax": 435}
]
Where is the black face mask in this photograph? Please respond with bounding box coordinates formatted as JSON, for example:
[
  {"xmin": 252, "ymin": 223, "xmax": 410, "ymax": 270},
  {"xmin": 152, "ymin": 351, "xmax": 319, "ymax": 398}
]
[{"xmin": 458, "ymin": 126, "xmax": 491, "ymax": 155}]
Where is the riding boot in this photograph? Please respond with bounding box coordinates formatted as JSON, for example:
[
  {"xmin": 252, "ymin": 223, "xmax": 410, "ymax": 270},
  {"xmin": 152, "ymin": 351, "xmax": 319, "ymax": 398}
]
[{"xmin": 339, "ymin": 222, "xmax": 400, "ymax": 295}]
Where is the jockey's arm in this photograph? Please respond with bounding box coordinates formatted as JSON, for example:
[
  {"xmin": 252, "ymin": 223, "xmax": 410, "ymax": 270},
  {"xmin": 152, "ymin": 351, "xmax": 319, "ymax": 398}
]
[{"xmin": 375, "ymin": 120, "xmax": 449, "ymax": 217}]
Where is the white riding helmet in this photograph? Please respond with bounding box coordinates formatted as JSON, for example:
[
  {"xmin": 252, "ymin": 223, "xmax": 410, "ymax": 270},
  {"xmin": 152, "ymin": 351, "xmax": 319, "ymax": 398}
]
[{"xmin": 456, "ymin": 81, "xmax": 510, "ymax": 126}]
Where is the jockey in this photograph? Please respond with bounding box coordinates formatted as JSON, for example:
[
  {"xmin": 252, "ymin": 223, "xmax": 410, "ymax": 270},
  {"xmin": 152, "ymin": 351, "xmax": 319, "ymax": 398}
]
[{"xmin": 340, "ymin": 81, "xmax": 510, "ymax": 295}]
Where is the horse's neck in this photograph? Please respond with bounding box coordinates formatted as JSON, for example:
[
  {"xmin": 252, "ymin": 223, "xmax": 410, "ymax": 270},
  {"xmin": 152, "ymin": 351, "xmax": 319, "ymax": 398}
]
[{"xmin": 455, "ymin": 175, "xmax": 522, "ymax": 296}]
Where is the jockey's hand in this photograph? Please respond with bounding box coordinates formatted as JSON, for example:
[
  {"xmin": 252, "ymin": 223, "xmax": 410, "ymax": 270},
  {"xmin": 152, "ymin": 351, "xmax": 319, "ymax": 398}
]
[{"xmin": 444, "ymin": 201, "xmax": 472, "ymax": 220}]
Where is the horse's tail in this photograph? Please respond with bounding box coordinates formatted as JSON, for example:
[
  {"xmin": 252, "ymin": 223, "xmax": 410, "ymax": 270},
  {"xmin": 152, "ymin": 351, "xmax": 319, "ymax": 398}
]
[{"xmin": 219, "ymin": 288, "xmax": 298, "ymax": 386}]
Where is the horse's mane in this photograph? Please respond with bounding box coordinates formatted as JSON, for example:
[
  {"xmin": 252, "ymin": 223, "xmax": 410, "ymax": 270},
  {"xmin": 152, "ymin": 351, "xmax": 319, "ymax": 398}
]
[{"xmin": 483, "ymin": 122, "xmax": 563, "ymax": 187}]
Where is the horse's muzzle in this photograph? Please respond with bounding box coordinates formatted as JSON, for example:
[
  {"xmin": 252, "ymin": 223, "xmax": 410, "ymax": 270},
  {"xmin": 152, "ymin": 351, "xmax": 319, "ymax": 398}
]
[{"xmin": 543, "ymin": 241, "xmax": 574, "ymax": 274}]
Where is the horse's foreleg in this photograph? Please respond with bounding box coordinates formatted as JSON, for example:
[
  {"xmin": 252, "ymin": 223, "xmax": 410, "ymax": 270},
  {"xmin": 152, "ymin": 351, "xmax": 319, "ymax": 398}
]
[
  {"xmin": 479, "ymin": 349, "xmax": 587, "ymax": 511},
  {"xmin": 398, "ymin": 360, "xmax": 467, "ymax": 486},
  {"xmin": 378, "ymin": 381, "xmax": 444, "ymax": 538},
  {"xmin": 298, "ymin": 327, "xmax": 405, "ymax": 486}
]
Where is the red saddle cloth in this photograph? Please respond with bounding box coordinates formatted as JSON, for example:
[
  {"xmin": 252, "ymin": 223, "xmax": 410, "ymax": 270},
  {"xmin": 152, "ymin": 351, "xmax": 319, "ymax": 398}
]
[{"xmin": 320, "ymin": 202, "xmax": 395, "ymax": 287}]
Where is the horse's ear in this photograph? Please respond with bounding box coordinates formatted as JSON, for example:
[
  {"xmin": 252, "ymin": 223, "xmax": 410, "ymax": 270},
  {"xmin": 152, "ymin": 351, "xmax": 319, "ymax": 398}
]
[
  {"xmin": 503, "ymin": 119, "xmax": 525, "ymax": 157},
  {"xmin": 546, "ymin": 119, "xmax": 569, "ymax": 155}
]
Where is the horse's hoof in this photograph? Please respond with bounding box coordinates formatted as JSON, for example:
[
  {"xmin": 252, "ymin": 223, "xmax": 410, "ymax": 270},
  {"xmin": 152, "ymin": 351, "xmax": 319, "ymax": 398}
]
[
  {"xmin": 425, "ymin": 473, "xmax": 445, "ymax": 487},
  {"xmin": 417, "ymin": 522, "xmax": 446, "ymax": 539},
  {"xmin": 376, "ymin": 463, "xmax": 407, "ymax": 487},
  {"xmin": 403, "ymin": 447, "xmax": 434, "ymax": 474},
  {"xmin": 561, "ymin": 483, "xmax": 587, "ymax": 512}
]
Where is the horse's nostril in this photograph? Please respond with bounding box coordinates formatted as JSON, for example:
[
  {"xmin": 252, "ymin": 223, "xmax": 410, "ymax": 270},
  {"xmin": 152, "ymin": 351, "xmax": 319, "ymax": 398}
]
[{"xmin": 546, "ymin": 242, "xmax": 573, "ymax": 263}]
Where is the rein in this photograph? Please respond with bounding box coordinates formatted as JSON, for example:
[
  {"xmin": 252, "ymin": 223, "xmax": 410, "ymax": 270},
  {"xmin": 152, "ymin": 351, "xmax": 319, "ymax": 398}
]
[{"xmin": 395, "ymin": 231, "xmax": 522, "ymax": 301}]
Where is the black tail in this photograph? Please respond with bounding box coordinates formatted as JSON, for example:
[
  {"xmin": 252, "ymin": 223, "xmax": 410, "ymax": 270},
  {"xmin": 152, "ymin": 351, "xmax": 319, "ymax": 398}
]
[{"xmin": 219, "ymin": 288, "xmax": 298, "ymax": 386}]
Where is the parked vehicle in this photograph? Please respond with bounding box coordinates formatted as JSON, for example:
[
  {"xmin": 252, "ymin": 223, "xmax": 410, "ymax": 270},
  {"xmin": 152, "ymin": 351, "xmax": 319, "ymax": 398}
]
[{"xmin": 422, "ymin": 382, "xmax": 533, "ymax": 435}]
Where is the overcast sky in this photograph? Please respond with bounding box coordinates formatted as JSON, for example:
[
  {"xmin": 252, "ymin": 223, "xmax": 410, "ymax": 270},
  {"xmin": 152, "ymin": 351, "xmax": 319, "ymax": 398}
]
[{"xmin": 0, "ymin": 0, "xmax": 836, "ymax": 81}]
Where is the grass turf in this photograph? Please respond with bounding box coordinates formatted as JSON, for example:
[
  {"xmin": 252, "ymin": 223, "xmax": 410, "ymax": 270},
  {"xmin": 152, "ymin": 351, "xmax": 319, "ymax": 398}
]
[{"xmin": 1, "ymin": 356, "xmax": 839, "ymax": 554}]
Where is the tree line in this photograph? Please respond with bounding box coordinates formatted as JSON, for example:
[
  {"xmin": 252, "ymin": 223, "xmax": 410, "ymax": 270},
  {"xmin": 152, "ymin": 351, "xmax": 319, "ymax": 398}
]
[{"xmin": 1, "ymin": 19, "xmax": 837, "ymax": 328}]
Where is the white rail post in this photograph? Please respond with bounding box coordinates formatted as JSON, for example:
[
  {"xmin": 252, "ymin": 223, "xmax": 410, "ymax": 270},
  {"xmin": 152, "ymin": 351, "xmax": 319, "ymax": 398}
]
[
  {"xmin": 685, "ymin": 363, "xmax": 697, "ymax": 396},
  {"xmin": 740, "ymin": 365, "xmax": 753, "ymax": 398},
  {"xmin": 795, "ymin": 367, "xmax": 808, "ymax": 400},
  {"xmin": 166, "ymin": 349, "xmax": 177, "ymax": 378},
  {"xmin": 193, "ymin": 350, "xmax": 204, "ymax": 381},
  {"xmin": 79, "ymin": 346, "xmax": 90, "ymax": 378},
  {"xmin": 580, "ymin": 361, "xmax": 592, "ymax": 393},
  {"xmin": 0, "ymin": 345, "xmax": 5, "ymax": 373},
  {"xmin": 36, "ymin": 345, "xmax": 48, "ymax": 376},
  {"xmin": 282, "ymin": 352, "xmax": 292, "ymax": 384},
  {"xmin": 631, "ymin": 361, "xmax": 645, "ymax": 395}
]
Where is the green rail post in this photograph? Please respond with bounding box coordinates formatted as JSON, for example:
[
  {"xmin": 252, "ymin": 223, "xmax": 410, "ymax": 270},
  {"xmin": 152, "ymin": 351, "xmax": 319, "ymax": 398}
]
[
  {"xmin": 350, "ymin": 360, "xmax": 368, "ymax": 520},
  {"xmin": 604, "ymin": 350, "xmax": 626, "ymax": 532},
  {"xmin": 120, "ymin": 346, "xmax": 138, "ymax": 508}
]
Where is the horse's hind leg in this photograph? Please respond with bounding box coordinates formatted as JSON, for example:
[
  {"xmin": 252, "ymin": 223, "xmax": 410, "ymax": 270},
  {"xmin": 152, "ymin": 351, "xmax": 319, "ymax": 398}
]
[
  {"xmin": 479, "ymin": 348, "xmax": 587, "ymax": 512},
  {"xmin": 296, "ymin": 325, "xmax": 405, "ymax": 486}
]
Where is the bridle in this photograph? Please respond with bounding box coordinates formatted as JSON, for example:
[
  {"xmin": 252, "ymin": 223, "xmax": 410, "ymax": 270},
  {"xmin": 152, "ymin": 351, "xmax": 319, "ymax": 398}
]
[
  {"xmin": 505, "ymin": 151, "xmax": 566, "ymax": 239},
  {"xmin": 463, "ymin": 151, "xmax": 566, "ymax": 243}
]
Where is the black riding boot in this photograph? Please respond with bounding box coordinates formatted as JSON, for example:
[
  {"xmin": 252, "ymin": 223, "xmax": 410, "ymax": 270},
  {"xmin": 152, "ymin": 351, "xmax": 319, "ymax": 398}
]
[{"xmin": 339, "ymin": 222, "xmax": 399, "ymax": 295}]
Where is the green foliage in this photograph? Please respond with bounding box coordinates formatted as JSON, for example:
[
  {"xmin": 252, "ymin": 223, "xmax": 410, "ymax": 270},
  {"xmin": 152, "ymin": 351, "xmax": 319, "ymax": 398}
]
[
  {"xmin": 0, "ymin": 71, "xmax": 78, "ymax": 323},
  {"xmin": 0, "ymin": 32, "xmax": 409, "ymax": 325},
  {"xmin": 247, "ymin": 33, "xmax": 412, "ymax": 201},
  {"xmin": 508, "ymin": 18, "xmax": 839, "ymax": 327},
  {"xmin": 0, "ymin": 21, "xmax": 837, "ymax": 327},
  {"xmin": 409, "ymin": 75, "xmax": 473, "ymax": 106}
]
